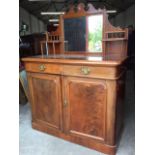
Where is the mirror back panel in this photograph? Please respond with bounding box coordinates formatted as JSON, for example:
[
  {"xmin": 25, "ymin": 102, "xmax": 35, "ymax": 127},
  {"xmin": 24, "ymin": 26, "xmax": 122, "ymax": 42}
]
[{"xmin": 45, "ymin": 3, "xmax": 128, "ymax": 57}]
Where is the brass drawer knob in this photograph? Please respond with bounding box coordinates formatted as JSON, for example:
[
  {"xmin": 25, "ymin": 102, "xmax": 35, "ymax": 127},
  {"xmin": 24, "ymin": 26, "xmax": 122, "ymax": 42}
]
[
  {"xmin": 81, "ymin": 67, "xmax": 90, "ymax": 75},
  {"xmin": 64, "ymin": 99, "xmax": 68, "ymax": 107},
  {"xmin": 39, "ymin": 64, "xmax": 46, "ymax": 71}
]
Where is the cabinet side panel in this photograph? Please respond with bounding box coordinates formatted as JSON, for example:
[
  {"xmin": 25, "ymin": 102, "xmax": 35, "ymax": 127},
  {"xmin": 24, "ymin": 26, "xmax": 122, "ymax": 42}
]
[
  {"xmin": 116, "ymin": 72, "xmax": 126, "ymax": 141},
  {"xmin": 105, "ymin": 80, "xmax": 117, "ymax": 145}
]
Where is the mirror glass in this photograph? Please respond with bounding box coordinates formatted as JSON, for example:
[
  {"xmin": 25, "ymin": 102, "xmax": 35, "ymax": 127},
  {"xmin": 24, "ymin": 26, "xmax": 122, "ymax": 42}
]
[
  {"xmin": 64, "ymin": 17, "xmax": 86, "ymax": 51},
  {"xmin": 88, "ymin": 15, "xmax": 103, "ymax": 52},
  {"xmin": 64, "ymin": 14, "xmax": 103, "ymax": 53}
]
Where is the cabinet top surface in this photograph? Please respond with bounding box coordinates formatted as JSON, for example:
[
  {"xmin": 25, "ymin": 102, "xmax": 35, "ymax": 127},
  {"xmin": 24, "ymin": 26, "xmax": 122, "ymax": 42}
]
[{"xmin": 22, "ymin": 54, "xmax": 127, "ymax": 67}]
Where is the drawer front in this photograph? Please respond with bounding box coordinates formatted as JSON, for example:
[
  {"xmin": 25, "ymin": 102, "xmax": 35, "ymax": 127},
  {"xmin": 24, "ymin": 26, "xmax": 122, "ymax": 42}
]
[
  {"xmin": 25, "ymin": 62, "xmax": 120, "ymax": 79},
  {"xmin": 25, "ymin": 62, "xmax": 62, "ymax": 74},
  {"xmin": 62, "ymin": 65, "xmax": 119, "ymax": 79}
]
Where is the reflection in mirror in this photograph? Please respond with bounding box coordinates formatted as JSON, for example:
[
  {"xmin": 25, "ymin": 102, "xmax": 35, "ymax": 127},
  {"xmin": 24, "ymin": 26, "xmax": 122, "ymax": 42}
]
[
  {"xmin": 88, "ymin": 15, "xmax": 103, "ymax": 52},
  {"xmin": 64, "ymin": 14, "xmax": 103, "ymax": 53},
  {"xmin": 64, "ymin": 17, "xmax": 86, "ymax": 51}
]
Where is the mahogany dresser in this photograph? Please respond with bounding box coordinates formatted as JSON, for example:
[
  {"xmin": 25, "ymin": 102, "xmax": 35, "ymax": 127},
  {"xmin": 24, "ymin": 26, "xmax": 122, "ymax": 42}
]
[
  {"xmin": 22, "ymin": 3, "xmax": 128, "ymax": 155},
  {"xmin": 22, "ymin": 54, "xmax": 126, "ymax": 155}
]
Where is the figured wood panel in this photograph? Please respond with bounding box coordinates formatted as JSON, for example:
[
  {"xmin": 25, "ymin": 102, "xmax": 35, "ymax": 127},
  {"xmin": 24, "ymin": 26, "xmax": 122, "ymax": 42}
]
[
  {"xmin": 28, "ymin": 73, "xmax": 62, "ymax": 130},
  {"xmin": 63, "ymin": 77, "xmax": 106, "ymax": 141}
]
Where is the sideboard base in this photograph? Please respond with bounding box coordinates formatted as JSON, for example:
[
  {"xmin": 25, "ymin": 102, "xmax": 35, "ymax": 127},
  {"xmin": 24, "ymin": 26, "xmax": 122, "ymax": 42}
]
[{"xmin": 32, "ymin": 122, "xmax": 116, "ymax": 155}]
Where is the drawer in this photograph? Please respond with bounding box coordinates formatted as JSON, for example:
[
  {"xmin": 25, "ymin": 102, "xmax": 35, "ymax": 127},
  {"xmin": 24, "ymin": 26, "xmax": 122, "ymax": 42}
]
[
  {"xmin": 62, "ymin": 65, "xmax": 119, "ymax": 79},
  {"xmin": 25, "ymin": 62, "xmax": 121, "ymax": 79},
  {"xmin": 25, "ymin": 62, "xmax": 62, "ymax": 74}
]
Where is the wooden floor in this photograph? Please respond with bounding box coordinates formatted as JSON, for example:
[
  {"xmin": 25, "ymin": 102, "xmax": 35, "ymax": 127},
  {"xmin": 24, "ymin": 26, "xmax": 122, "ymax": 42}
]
[{"xmin": 19, "ymin": 70, "xmax": 135, "ymax": 155}]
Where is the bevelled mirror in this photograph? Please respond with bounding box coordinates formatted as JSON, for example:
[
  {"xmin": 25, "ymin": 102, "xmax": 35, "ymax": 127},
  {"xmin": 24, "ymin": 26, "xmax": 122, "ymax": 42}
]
[{"xmin": 63, "ymin": 4, "xmax": 103, "ymax": 54}]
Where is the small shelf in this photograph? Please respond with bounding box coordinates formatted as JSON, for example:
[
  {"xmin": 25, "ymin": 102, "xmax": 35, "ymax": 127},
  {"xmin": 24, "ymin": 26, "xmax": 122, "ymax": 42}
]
[
  {"xmin": 41, "ymin": 40, "xmax": 62, "ymax": 44},
  {"xmin": 47, "ymin": 41, "xmax": 61, "ymax": 43},
  {"xmin": 103, "ymin": 38, "xmax": 127, "ymax": 42},
  {"xmin": 105, "ymin": 31, "xmax": 126, "ymax": 33}
]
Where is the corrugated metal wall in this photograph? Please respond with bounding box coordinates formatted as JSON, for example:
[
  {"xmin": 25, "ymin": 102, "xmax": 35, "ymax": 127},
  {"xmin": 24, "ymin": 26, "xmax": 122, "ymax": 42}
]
[{"xmin": 19, "ymin": 7, "xmax": 46, "ymax": 35}]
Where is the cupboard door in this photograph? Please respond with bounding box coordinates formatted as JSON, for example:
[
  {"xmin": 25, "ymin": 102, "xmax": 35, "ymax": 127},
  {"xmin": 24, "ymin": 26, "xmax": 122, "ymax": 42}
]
[
  {"xmin": 28, "ymin": 73, "xmax": 62, "ymax": 131},
  {"xmin": 63, "ymin": 77, "xmax": 107, "ymax": 142}
]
